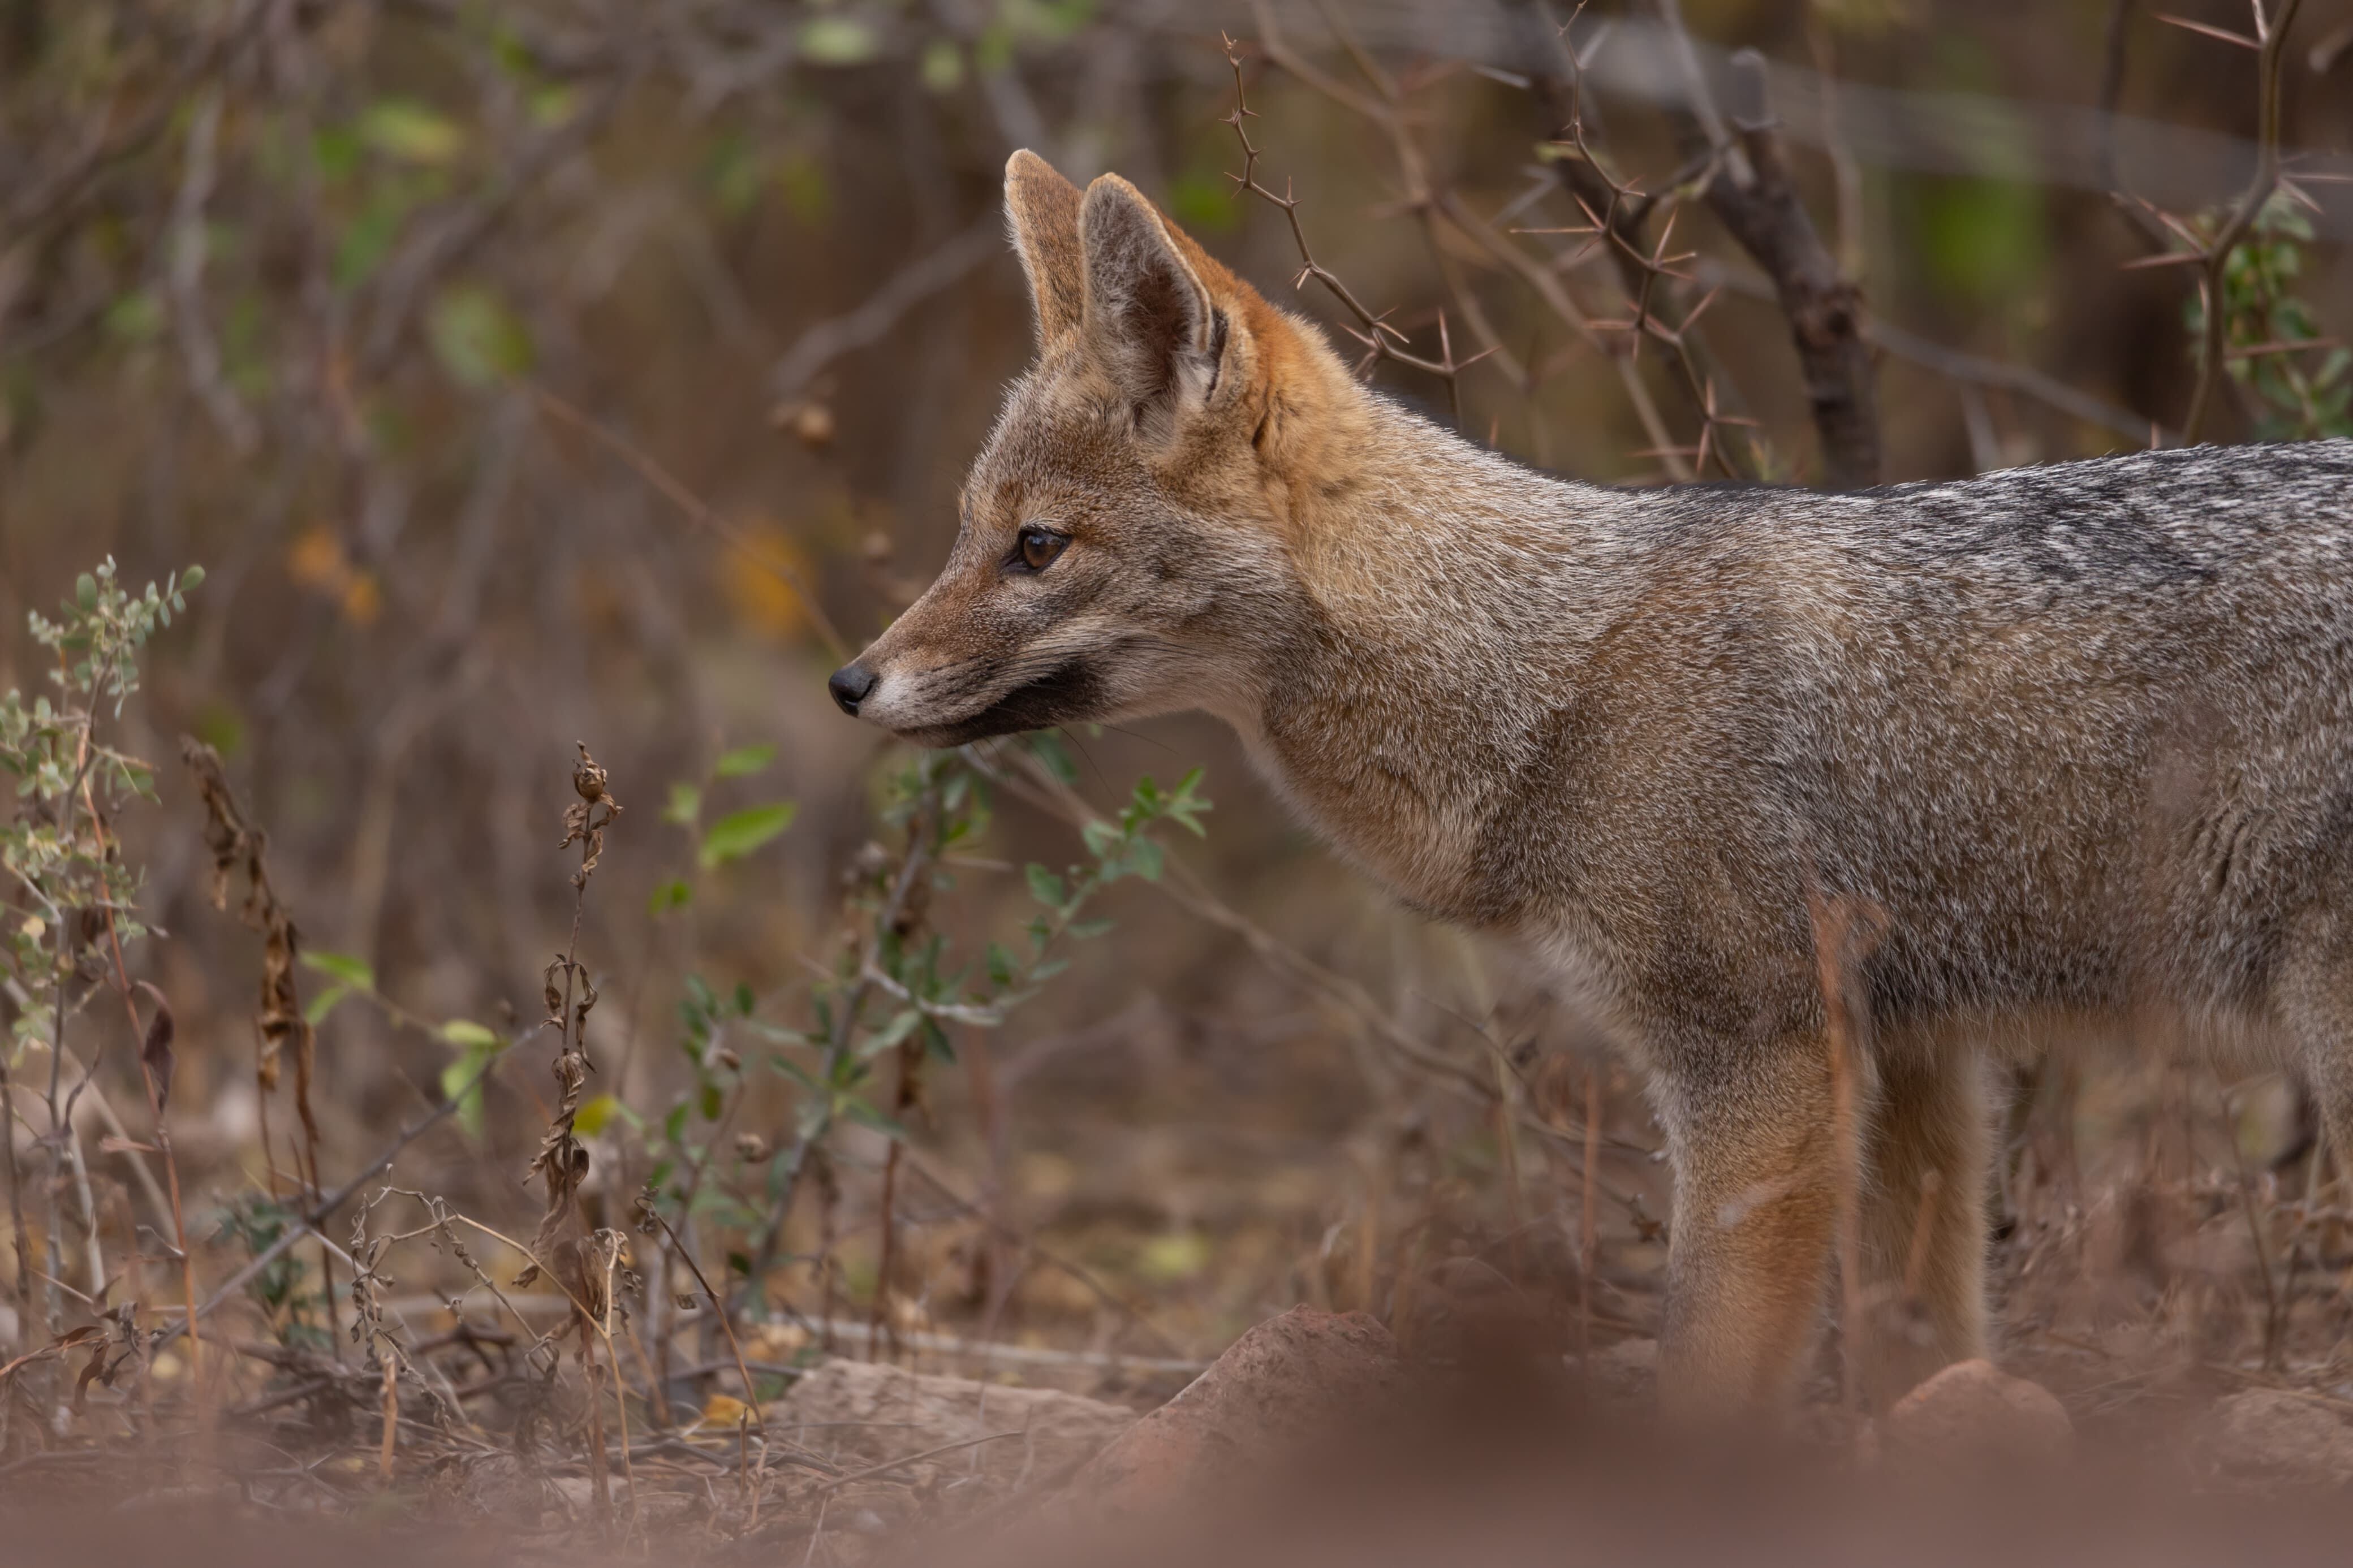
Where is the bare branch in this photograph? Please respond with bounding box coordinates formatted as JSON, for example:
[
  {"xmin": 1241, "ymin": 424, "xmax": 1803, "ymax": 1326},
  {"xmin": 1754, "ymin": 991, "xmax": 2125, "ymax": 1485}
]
[
  {"xmin": 1680, "ymin": 37, "xmax": 1880, "ymax": 486},
  {"xmin": 168, "ymin": 90, "xmax": 257, "ymax": 456},
  {"xmin": 768, "ymin": 216, "xmax": 1002, "ymax": 406}
]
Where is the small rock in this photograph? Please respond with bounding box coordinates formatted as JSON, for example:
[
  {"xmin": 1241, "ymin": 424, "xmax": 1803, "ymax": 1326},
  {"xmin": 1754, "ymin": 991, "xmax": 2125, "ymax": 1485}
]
[
  {"xmin": 2206, "ymin": 1389, "xmax": 2353, "ymax": 1488},
  {"xmin": 1881, "ymin": 1359, "xmax": 2072, "ymax": 1465},
  {"xmin": 1070, "ymin": 1306, "xmax": 1406, "ymax": 1514},
  {"xmin": 776, "ymin": 1357, "xmax": 1136, "ymax": 1489}
]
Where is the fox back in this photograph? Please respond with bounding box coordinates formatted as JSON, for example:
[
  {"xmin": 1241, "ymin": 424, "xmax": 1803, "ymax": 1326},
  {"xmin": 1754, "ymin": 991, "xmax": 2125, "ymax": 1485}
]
[{"xmin": 831, "ymin": 151, "xmax": 2353, "ymax": 1417}]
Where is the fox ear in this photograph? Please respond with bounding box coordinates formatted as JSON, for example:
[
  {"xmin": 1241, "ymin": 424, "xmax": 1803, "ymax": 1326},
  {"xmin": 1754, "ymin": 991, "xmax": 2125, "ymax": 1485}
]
[
  {"xmin": 1078, "ymin": 174, "xmax": 1224, "ymax": 434},
  {"xmin": 1005, "ymin": 150, "xmax": 1086, "ymax": 348}
]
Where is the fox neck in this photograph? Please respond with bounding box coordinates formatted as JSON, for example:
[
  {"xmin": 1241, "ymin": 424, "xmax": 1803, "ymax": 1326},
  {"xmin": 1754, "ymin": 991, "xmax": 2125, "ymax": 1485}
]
[{"xmin": 1221, "ymin": 393, "xmax": 1630, "ymax": 929}]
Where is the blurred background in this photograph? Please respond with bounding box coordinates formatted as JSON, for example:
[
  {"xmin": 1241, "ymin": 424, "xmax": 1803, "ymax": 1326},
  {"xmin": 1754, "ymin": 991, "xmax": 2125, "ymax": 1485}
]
[{"xmin": 3, "ymin": 0, "xmax": 2351, "ymax": 1412}]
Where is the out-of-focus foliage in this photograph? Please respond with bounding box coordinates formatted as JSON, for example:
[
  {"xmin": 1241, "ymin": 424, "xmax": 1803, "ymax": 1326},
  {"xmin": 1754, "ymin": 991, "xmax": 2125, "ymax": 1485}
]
[
  {"xmin": 2192, "ymin": 193, "xmax": 2353, "ymax": 439},
  {"xmin": 1, "ymin": 560, "xmax": 199, "ymax": 1051}
]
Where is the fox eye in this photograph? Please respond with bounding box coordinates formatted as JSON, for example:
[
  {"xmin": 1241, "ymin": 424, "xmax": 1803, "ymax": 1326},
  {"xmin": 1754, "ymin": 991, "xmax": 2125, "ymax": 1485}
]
[{"xmin": 1013, "ymin": 526, "xmax": 1069, "ymax": 573}]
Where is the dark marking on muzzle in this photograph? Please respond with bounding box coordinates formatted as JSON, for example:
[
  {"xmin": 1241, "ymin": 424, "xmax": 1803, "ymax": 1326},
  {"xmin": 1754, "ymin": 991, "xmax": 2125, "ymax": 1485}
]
[{"xmin": 921, "ymin": 659, "xmax": 1106, "ymax": 748}]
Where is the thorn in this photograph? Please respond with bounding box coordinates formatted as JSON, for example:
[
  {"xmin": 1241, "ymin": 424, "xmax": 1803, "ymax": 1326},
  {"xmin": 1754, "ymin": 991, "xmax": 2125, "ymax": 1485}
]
[
  {"xmin": 1650, "ymin": 206, "xmax": 1681, "ymax": 260},
  {"xmin": 1679, "ymin": 284, "xmax": 1725, "ymax": 332},
  {"xmin": 2152, "ymin": 12, "xmax": 2259, "ymax": 49}
]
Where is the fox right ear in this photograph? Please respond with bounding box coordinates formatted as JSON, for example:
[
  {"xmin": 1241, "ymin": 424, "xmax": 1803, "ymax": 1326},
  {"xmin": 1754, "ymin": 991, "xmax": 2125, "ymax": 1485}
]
[{"xmin": 1005, "ymin": 150, "xmax": 1085, "ymax": 348}]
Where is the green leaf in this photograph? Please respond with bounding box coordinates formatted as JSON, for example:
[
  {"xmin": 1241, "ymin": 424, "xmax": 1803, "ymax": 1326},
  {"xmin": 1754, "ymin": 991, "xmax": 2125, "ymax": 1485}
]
[
  {"xmin": 714, "ymin": 742, "xmax": 776, "ymax": 779},
  {"xmin": 700, "ymin": 1081, "xmax": 724, "ymax": 1121},
  {"xmin": 333, "ymin": 188, "xmax": 415, "ymax": 290},
  {"xmin": 1024, "ymin": 863, "xmax": 1066, "ymax": 908},
  {"xmin": 313, "ymin": 124, "xmax": 363, "ymax": 180},
  {"xmin": 439, "ymin": 1056, "xmax": 491, "ymax": 1138},
  {"xmin": 301, "ymin": 951, "xmax": 375, "ymax": 991},
  {"xmin": 1139, "ymin": 1230, "xmax": 1212, "ymax": 1283},
  {"xmin": 303, "ymin": 986, "xmax": 348, "ymax": 1027},
  {"xmin": 1166, "ymin": 171, "xmax": 1243, "ymax": 235},
  {"xmin": 856, "ymin": 1007, "xmax": 923, "ymax": 1059},
  {"xmin": 360, "ymin": 99, "xmax": 466, "ymax": 165},
  {"xmin": 104, "ymin": 292, "xmax": 165, "ymax": 345},
  {"xmin": 1127, "ymin": 837, "xmax": 1165, "ymax": 882},
  {"xmin": 920, "ymin": 37, "xmax": 965, "ymax": 92},
  {"xmin": 799, "ymin": 16, "xmax": 880, "ymax": 64},
  {"xmin": 699, "ymin": 801, "xmax": 798, "ymax": 868},
  {"xmin": 1067, "ymin": 917, "xmax": 1114, "ymax": 940},
  {"xmin": 648, "ymin": 876, "xmax": 693, "ymax": 917},
  {"xmin": 1027, "ymin": 731, "xmax": 1079, "ymax": 785},
  {"xmin": 75, "ymin": 573, "xmax": 97, "ymax": 610},
  {"xmin": 771, "ymin": 1055, "xmax": 822, "ymax": 1093},
  {"xmin": 439, "ymin": 1019, "xmax": 498, "ymax": 1049},
  {"xmin": 837, "ymin": 1096, "xmax": 907, "ymax": 1140},
  {"xmin": 427, "ymin": 284, "xmax": 534, "ymax": 388},
  {"xmin": 663, "ymin": 780, "xmax": 702, "ymax": 827},
  {"xmin": 574, "ymin": 1092, "xmax": 622, "ymax": 1138}
]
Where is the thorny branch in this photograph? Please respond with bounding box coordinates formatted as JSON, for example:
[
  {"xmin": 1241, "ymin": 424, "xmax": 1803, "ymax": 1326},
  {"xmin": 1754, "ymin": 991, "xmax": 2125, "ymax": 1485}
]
[
  {"xmin": 1523, "ymin": 7, "xmax": 1764, "ymax": 480},
  {"xmin": 1218, "ymin": 31, "xmax": 1484, "ymax": 412},
  {"xmin": 1696, "ymin": 47, "xmax": 1879, "ymax": 487},
  {"xmin": 1612, "ymin": 3, "xmax": 1879, "ymax": 485},
  {"xmin": 1244, "ymin": 1, "xmax": 1696, "ymax": 477},
  {"xmin": 2178, "ymin": 0, "xmax": 2309, "ymax": 442}
]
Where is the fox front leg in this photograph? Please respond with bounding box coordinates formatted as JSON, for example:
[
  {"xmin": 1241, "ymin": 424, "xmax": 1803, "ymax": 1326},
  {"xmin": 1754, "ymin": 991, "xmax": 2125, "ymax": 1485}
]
[{"xmin": 1651, "ymin": 1038, "xmax": 1842, "ymax": 1420}]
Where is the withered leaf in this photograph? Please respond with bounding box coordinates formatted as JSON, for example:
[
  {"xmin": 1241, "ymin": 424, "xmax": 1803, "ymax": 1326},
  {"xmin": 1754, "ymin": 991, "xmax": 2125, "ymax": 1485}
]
[
  {"xmin": 71, "ymin": 1340, "xmax": 109, "ymax": 1415},
  {"xmin": 135, "ymin": 979, "xmax": 175, "ymax": 1113},
  {"xmin": 0, "ymin": 1324, "xmax": 107, "ymax": 1386},
  {"xmin": 518, "ymin": 1045, "xmax": 592, "ymax": 1304},
  {"xmin": 558, "ymin": 742, "xmax": 622, "ymax": 887},
  {"xmin": 182, "ymin": 736, "xmax": 321, "ymax": 1165}
]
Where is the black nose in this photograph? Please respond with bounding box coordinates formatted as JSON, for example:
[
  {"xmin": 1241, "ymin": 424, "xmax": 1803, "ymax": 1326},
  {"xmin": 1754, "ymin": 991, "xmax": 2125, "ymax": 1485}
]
[{"xmin": 828, "ymin": 663, "xmax": 878, "ymax": 716}]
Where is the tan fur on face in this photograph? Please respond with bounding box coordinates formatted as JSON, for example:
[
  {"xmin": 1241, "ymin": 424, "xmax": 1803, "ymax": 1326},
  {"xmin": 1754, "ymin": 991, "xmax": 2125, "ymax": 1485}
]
[{"xmin": 840, "ymin": 150, "xmax": 2353, "ymax": 1420}]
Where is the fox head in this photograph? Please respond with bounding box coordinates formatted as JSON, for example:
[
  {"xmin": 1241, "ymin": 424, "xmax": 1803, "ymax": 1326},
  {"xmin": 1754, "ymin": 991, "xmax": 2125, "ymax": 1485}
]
[{"xmin": 827, "ymin": 150, "xmax": 1365, "ymax": 747}]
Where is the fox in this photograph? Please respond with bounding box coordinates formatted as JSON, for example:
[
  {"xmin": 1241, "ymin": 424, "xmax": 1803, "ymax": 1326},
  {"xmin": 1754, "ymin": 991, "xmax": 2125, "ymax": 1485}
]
[{"xmin": 827, "ymin": 149, "xmax": 2353, "ymax": 1418}]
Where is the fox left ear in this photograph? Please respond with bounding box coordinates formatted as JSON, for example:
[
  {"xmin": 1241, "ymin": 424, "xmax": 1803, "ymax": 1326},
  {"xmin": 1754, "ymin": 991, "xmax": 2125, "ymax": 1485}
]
[
  {"xmin": 1006, "ymin": 150, "xmax": 1086, "ymax": 348},
  {"xmin": 1078, "ymin": 175, "xmax": 1227, "ymax": 437}
]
